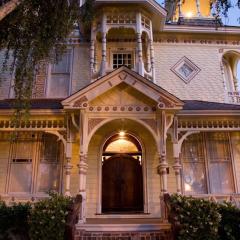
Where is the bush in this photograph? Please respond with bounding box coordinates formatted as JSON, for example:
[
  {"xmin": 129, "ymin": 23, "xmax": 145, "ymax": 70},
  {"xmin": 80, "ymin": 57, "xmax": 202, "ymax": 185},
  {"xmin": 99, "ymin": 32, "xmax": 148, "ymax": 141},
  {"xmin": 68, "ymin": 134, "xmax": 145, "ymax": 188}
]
[
  {"xmin": 29, "ymin": 192, "xmax": 73, "ymax": 240},
  {"xmin": 0, "ymin": 200, "xmax": 31, "ymax": 240},
  {"xmin": 167, "ymin": 194, "xmax": 221, "ymax": 240},
  {"xmin": 218, "ymin": 202, "xmax": 240, "ymax": 240}
]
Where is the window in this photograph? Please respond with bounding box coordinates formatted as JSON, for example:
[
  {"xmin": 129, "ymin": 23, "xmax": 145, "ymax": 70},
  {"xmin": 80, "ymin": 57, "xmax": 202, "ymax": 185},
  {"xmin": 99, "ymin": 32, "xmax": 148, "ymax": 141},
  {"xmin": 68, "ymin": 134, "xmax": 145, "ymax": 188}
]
[
  {"xmin": 8, "ymin": 133, "xmax": 63, "ymax": 195},
  {"xmin": 47, "ymin": 50, "xmax": 72, "ymax": 98},
  {"xmin": 222, "ymin": 52, "xmax": 240, "ymax": 103},
  {"xmin": 112, "ymin": 53, "xmax": 133, "ymax": 69},
  {"xmin": 182, "ymin": 132, "xmax": 235, "ymax": 195}
]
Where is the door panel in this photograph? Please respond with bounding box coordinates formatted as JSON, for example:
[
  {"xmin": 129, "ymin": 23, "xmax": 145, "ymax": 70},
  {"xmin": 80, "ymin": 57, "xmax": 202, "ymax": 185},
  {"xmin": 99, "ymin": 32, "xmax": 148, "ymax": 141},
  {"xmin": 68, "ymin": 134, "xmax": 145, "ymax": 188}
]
[{"xmin": 102, "ymin": 154, "xmax": 143, "ymax": 213}]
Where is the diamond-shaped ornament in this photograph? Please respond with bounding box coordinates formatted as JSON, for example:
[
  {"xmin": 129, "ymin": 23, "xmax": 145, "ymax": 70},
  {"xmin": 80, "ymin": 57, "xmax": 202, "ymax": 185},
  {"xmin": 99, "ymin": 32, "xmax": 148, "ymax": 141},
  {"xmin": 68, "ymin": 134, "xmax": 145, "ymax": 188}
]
[{"xmin": 171, "ymin": 57, "xmax": 201, "ymax": 83}]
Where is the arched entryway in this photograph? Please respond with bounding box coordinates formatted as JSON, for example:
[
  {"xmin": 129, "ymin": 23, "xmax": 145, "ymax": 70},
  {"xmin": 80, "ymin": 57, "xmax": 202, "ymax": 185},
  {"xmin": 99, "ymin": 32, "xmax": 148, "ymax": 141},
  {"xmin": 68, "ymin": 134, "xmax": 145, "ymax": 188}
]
[{"xmin": 102, "ymin": 133, "xmax": 144, "ymax": 213}]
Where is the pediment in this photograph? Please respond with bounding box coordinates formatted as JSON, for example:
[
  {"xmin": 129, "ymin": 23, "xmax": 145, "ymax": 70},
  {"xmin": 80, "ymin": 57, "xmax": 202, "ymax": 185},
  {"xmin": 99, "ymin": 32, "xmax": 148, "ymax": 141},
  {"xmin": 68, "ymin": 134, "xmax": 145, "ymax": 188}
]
[{"xmin": 62, "ymin": 66, "xmax": 184, "ymax": 111}]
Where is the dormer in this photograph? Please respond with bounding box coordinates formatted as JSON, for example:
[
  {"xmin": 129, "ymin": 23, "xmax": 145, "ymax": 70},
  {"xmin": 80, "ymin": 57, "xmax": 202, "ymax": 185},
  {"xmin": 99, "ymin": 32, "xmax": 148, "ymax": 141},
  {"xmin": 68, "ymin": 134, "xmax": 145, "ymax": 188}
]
[{"xmin": 85, "ymin": 0, "xmax": 167, "ymax": 82}]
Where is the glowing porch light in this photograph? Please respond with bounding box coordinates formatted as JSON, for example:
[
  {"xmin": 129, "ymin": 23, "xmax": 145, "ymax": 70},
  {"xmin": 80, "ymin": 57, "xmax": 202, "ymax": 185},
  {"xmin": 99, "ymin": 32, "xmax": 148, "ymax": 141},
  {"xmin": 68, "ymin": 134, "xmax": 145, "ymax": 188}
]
[
  {"xmin": 186, "ymin": 12, "xmax": 193, "ymax": 18},
  {"xmin": 119, "ymin": 131, "xmax": 125, "ymax": 137}
]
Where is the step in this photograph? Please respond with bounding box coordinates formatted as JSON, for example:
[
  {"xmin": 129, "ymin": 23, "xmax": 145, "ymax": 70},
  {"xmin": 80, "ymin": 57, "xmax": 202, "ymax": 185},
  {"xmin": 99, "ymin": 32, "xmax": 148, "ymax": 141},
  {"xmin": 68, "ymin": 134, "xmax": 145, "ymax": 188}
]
[{"xmin": 74, "ymin": 219, "xmax": 173, "ymax": 240}]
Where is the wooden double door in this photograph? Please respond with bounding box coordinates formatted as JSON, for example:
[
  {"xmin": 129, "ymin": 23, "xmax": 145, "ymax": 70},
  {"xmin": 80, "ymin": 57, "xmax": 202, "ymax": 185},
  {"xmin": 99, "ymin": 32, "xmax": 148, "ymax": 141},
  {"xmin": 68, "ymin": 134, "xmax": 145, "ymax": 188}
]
[{"xmin": 102, "ymin": 154, "xmax": 143, "ymax": 213}]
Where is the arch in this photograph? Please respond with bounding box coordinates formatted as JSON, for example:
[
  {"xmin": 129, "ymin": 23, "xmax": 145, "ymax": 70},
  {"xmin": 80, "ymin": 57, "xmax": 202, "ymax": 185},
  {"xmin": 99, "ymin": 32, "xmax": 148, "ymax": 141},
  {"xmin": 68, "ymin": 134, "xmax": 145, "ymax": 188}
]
[
  {"xmin": 87, "ymin": 118, "xmax": 159, "ymax": 214},
  {"xmin": 87, "ymin": 117, "xmax": 159, "ymax": 153},
  {"xmin": 222, "ymin": 50, "xmax": 240, "ymax": 93},
  {"xmin": 102, "ymin": 133, "xmax": 144, "ymax": 213}
]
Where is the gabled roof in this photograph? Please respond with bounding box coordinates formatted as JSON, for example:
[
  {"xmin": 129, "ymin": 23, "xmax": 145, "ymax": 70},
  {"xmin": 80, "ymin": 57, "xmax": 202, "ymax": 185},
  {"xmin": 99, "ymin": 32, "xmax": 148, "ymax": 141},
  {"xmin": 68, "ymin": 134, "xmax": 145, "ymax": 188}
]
[{"xmin": 62, "ymin": 66, "xmax": 184, "ymax": 110}]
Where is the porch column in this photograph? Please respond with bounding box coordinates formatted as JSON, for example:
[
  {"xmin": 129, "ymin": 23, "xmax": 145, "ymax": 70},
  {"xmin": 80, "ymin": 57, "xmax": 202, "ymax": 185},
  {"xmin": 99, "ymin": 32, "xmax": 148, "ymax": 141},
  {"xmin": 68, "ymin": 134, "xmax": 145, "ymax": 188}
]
[
  {"xmin": 158, "ymin": 111, "xmax": 169, "ymax": 221},
  {"xmin": 90, "ymin": 22, "xmax": 96, "ymax": 79},
  {"xmin": 78, "ymin": 109, "xmax": 88, "ymax": 224},
  {"xmin": 196, "ymin": 0, "xmax": 202, "ymax": 17},
  {"xmin": 100, "ymin": 14, "xmax": 107, "ymax": 76},
  {"xmin": 64, "ymin": 158, "xmax": 73, "ymax": 196},
  {"xmin": 172, "ymin": 149, "xmax": 182, "ymax": 194},
  {"xmin": 136, "ymin": 12, "xmax": 144, "ymax": 76},
  {"xmin": 64, "ymin": 116, "xmax": 73, "ymax": 196},
  {"xmin": 77, "ymin": 154, "xmax": 88, "ymax": 223},
  {"xmin": 149, "ymin": 20, "xmax": 155, "ymax": 82},
  {"xmin": 178, "ymin": 0, "xmax": 183, "ymax": 18}
]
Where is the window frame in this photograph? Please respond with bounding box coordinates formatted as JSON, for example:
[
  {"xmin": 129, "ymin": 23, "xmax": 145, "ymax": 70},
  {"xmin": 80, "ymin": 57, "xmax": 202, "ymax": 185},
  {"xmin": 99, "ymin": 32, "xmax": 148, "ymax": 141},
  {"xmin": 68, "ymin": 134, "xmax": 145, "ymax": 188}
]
[
  {"xmin": 110, "ymin": 50, "xmax": 135, "ymax": 70},
  {"xmin": 181, "ymin": 132, "xmax": 237, "ymax": 195},
  {"xmin": 46, "ymin": 48, "xmax": 73, "ymax": 98},
  {"xmin": 5, "ymin": 133, "xmax": 64, "ymax": 197}
]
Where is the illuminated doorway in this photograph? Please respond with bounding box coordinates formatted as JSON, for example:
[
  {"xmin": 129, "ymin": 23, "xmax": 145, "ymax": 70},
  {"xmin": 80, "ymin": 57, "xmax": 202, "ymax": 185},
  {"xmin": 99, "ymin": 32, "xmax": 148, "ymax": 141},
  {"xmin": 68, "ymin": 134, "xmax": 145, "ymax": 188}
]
[{"xmin": 102, "ymin": 133, "xmax": 143, "ymax": 213}]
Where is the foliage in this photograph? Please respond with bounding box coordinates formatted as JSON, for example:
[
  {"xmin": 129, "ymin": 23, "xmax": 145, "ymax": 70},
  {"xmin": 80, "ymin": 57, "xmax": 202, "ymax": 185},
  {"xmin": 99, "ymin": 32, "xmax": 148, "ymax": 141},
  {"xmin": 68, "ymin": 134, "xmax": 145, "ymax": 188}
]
[
  {"xmin": 167, "ymin": 194, "xmax": 221, "ymax": 240},
  {"xmin": 0, "ymin": 0, "xmax": 94, "ymax": 116},
  {"xmin": 28, "ymin": 192, "xmax": 73, "ymax": 240},
  {"xmin": 0, "ymin": 200, "xmax": 31, "ymax": 240},
  {"xmin": 218, "ymin": 202, "xmax": 240, "ymax": 240}
]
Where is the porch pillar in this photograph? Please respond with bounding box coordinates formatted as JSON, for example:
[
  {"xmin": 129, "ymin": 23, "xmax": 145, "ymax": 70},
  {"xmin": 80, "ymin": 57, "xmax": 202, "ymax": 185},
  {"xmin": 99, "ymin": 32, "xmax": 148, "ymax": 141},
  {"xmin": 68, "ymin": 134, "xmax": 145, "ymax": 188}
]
[
  {"xmin": 196, "ymin": 0, "xmax": 202, "ymax": 17},
  {"xmin": 78, "ymin": 109, "xmax": 88, "ymax": 224},
  {"xmin": 64, "ymin": 158, "xmax": 73, "ymax": 196},
  {"xmin": 149, "ymin": 20, "xmax": 155, "ymax": 82},
  {"xmin": 77, "ymin": 154, "xmax": 88, "ymax": 223},
  {"xmin": 100, "ymin": 14, "xmax": 107, "ymax": 76},
  {"xmin": 172, "ymin": 155, "xmax": 182, "ymax": 194},
  {"xmin": 64, "ymin": 116, "xmax": 73, "ymax": 196},
  {"xmin": 90, "ymin": 22, "xmax": 96, "ymax": 79},
  {"xmin": 136, "ymin": 12, "xmax": 144, "ymax": 76}
]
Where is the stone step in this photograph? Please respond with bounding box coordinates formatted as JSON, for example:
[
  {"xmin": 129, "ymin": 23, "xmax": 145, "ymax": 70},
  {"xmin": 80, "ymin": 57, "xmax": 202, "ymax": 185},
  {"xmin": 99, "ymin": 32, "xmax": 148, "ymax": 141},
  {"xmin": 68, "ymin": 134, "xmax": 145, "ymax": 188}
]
[{"xmin": 74, "ymin": 230, "xmax": 173, "ymax": 240}]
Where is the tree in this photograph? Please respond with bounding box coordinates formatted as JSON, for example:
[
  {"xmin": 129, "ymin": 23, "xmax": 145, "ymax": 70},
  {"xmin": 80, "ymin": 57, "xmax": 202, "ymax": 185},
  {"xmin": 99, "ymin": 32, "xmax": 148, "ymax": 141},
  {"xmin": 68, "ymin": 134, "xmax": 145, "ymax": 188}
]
[{"xmin": 0, "ymin": 0, "xmax": 93, "ymax": 116}]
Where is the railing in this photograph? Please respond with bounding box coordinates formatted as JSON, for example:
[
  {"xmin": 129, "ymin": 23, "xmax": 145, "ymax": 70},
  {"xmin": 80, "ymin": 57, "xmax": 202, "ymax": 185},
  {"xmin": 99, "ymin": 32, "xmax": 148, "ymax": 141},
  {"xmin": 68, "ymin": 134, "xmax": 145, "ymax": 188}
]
[{"xmin": 228, "ymin": 91, "xmax": 240, "ymax": 104}]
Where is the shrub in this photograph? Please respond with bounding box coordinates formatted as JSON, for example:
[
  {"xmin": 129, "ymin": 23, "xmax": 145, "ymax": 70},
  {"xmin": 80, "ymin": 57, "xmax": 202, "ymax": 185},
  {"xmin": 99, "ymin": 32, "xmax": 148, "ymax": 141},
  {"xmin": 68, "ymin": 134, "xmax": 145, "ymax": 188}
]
[
  {"xmin": 167, "ymin": 194, "xmax": 221, "ymax": 240},
  {"xmin": 218, "ymin": 202, "xmax": 240, "ymax": 240},
  {"xmin": 0, "ymin": 200, "xmax": 31, "ymax": 240},
  {"xmin": 29, "ymin": 192, "xmax": 73, "ymax": 240}
]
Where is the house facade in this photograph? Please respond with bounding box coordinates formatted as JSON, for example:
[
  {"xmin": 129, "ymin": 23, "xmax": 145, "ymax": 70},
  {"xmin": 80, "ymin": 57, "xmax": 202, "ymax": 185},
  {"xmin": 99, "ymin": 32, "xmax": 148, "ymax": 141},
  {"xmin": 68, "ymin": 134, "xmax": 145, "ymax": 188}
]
[{"xmin": 0, "ymin": 0, "xmax": 240, "ymax": 238}]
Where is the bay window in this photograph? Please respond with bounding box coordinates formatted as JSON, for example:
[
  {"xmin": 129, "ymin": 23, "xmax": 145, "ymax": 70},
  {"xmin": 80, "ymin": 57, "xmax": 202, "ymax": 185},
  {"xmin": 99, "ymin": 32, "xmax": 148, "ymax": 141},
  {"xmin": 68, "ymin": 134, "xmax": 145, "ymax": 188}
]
[{"xmin": 182, "ymin": 132, "xmax": 235, "ymax": 195}]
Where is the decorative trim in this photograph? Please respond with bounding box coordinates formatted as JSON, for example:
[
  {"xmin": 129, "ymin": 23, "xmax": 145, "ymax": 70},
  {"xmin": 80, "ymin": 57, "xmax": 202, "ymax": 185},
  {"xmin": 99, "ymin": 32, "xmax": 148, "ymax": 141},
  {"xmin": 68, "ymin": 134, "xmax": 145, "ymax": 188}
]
[
  {"xmin": 87, "ymin": 105, "xmax": 156, "ymax": 113},
  {"xmin": 88, "ymin": 118, "xmax": 106, "ymax": 135},
  {"xmin": 178, "ymin": 119, "xmax": 240, "ymax": 131},
  {"xmin": 140, "ymin": 119, "xmax": 157, "ymax": 133},
  {"xmin": 73, "ymin": 96, "xmax": 88, "ymax": 108},
  {"xmin": 171, "ymin": 56, "xmax": 201, "ymax": 83}
]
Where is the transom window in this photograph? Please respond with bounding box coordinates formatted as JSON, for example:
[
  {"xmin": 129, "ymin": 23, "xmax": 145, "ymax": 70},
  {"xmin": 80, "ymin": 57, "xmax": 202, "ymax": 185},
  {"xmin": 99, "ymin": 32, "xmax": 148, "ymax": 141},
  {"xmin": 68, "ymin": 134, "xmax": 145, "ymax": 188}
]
[
  {"xmin": 112, "ymin": 53, "xmax": 132, "ymax": 69},
  {"xmin": 181, "ymin": 132, "xmax": 235, "ymax": 195}
]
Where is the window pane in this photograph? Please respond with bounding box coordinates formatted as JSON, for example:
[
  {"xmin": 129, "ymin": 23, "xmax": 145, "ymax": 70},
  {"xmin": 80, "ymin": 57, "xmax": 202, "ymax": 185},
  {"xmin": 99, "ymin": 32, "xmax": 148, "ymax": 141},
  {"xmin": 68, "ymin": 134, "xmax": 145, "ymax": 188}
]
[
  {"xmin": 9, "ymin": 140, "xmax": 34, "ymax": 193},
  {"xmin": 183, "ymin": 162, "xmax": 207, "ymax": 194},
  {"xmin": 182, "ymin": 134, "xmax": 207, "ymax": 194},
  {"xmin": 48, "ymin": 74, "xmax": 69, "ymax": 98},
  {"xmin": 209, "ymin": 162, "xmax": 234, "ymax": 194},
  {"xmin": 37, "ymin": 163, "xmax": 60, "ymax": 192},
  {"xmin": 9, "ymin": 163, "xmax": 32, "ymax": 193},
  {"xmin": 206, "ymin": 132, "xmax": 234, "ymax": 193},
  {"xmin": 51, "ymin": 51, "xmax": 71, "ymax": 74},
  {"xmin": 37, "ymin": 134, "xmax": 62, "ymax": 193}
]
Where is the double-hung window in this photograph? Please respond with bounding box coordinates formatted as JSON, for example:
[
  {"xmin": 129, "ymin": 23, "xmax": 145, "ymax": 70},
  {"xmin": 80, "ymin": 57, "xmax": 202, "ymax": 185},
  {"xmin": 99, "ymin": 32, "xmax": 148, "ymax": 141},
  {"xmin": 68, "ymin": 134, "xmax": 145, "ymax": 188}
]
[
  {"xmin": 47, "ymin": 50, "xmax": 72, "ymax": 98},
  {"xmin": 182, "ymin": 132, "xmax": 235, "ymax": 195}
]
